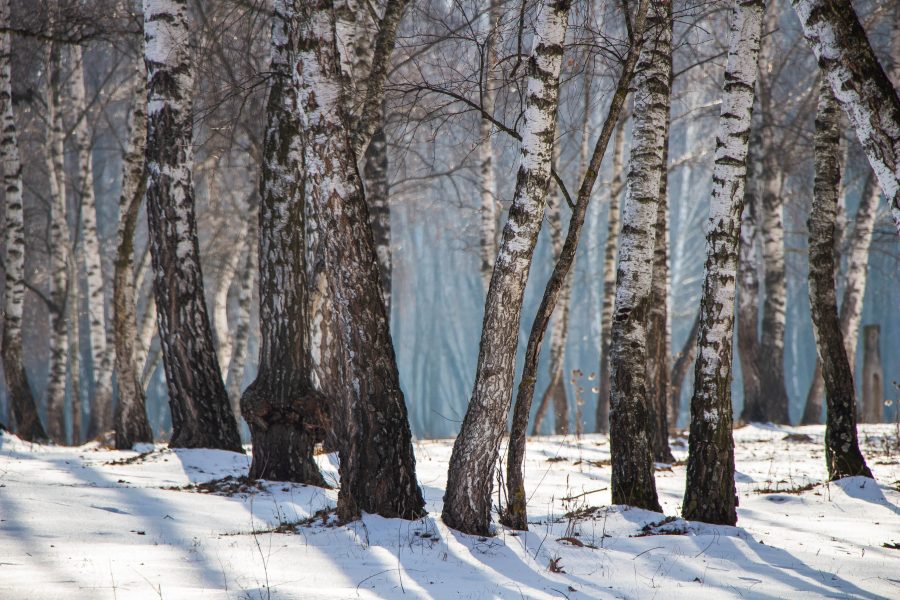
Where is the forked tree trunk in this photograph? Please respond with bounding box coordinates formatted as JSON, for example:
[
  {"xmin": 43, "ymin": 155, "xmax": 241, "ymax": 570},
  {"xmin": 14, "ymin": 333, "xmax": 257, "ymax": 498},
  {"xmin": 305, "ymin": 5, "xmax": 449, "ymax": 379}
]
[
  {"xmin": 298, "ymin": 0, "xmax": 424, "ymax": 520},
  {"xmin": 595, "ymin": 118, "xmax": 626, "ymax": 434},
  {"xmin": 683, "ymin": 0, "xmax": 765, "ymax": 527},
  {"xmin": 502, "ymin": 0, "xmax": 649, "ymax": 531},
  {"xmin": 807, "ymin": 84, "xmax": 872, "ymax": 479},
  {"xmin": 144, "ymin": 0, "xmax": 241, "ymax": 452},
  {"xmin": 240, "ymin": 0, "xmax": 325, "ymax": 484},
  {"xmin": 478, "ymin": 0, "xmax": 500, "ymax": 292},
  {"xmin": 1, "ymin": 0, "xmax": 46, "ymax": 442},
  {"xmin": 790, "ymin": 0, "xmax": 900, "ymax": 236},
  {"xmin": 70, "ymin": 44, "xmax": 114, "ymax": 438},
  {"xmin": 860, "ymin": 325, "xmax": 883, "ymax": 424},
  {"xmin": 608, "ymin": 0, "xmax": 671, "ymax": 512},
  {"xmin": 444, "ymin": 0, "xmax": 571, "ymax": 536},
  {"xmin": 113, "ymin": 56, "xmax": 153, "ymax": 450}
]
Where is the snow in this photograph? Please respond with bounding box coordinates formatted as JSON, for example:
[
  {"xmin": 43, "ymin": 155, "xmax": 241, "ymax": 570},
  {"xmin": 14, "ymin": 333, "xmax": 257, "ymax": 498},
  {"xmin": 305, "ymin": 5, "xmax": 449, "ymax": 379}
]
[{"xmin": 1, "ymin": 424, "xmax": 899, "ymax": 599}]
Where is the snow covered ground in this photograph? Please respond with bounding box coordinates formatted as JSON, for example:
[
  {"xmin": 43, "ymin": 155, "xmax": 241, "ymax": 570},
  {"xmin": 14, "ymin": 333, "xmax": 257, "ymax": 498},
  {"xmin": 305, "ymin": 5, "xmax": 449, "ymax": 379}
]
[{"xmin": 1, "ymin": 424, "xmax": 899, "ymax": 599}]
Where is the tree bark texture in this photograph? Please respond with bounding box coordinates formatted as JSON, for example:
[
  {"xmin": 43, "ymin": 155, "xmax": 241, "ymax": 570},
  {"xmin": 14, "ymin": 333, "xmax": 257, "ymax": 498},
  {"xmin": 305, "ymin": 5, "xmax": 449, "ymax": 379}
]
[
  {"xmin": 70, "ymin": 44, "xmax": 115, "ymax": 438},
  {"xmin": 1, "ymin": 0, "xmax": 46, "ymax": 442},
  {"xmin": 860, "ymin": 325, "xmax": 882, "ymax": 424},
  {"xmin": 443, "ymin": 0, "xmax": 571, "ymax": 536},
  {"xmin": 608, "ymin": 0, "xmax": 670, "ymax": 512},
  {"xmin": 807, "ymin": 84, "xmax": 872, "ymax": 479},
  {"xmin": 297, "ymin": 0, "xmax": 424, "ymax": 520},
  {"xmin": 143, "ymin": 0, "xmax": 242, "ymax": 452},
  {"xmin": 596, "ymin": 118, "xmax": 627, "ymax": 434},
  {"xmin": 683, "ymin": 0, "xmax": 765, "ymax": 527},
  {"xmin": 114, "ymin": 54, "xmax": 153, "ymax": 449},
  {"xmin": 790, "ymin": 0, "xmax": 900, "ymax": 236}
]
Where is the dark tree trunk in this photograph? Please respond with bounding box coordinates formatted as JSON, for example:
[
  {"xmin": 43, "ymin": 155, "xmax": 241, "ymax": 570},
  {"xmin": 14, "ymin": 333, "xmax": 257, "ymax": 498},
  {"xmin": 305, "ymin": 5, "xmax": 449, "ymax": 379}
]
[
  {"xmin": 861, "ymin": 325, "xmax": 883, "ymax": 424},
  {"xmin": 807, "ymin": 84, "xmax": 872, "ymax": 480},
  {"xmin": 668, "ymin": 308, "xmax": 700, "ymax": 427},
  {"xmin": 683, "ymin": 0, "xmax": 765, "ymax": 527},
  {"xmin": 143, "ymin": 0, "xmax": 242, "ymax": 452},
  {"xmin": 240, "ymin": 0, "xmax": 325, "ymax": 486}
]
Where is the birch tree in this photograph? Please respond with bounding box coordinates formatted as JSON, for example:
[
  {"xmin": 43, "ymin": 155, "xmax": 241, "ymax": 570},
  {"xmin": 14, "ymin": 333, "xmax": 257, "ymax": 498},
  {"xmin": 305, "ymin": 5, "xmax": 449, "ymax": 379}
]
[
  {"xmin": 443, "ymin": 0, "xmax": 571, "ymax": 536},
  {"xmin": 1, "ymin": 0, "xmax": 46, "ymax": 442},
  {"xmin": 807, "ymin": 81, "xmax": 872, "ymax": 479},
  {"xmin": 478, "ymin": 0, "xmax": 500, "ymax": 292},
  {"xmin": 790, "ymin": 0, "xmax": 900, "ymax": 236},
  {"xmin": 240, "ymin": 0, "xmax": 325, "ymax": 485},
  {"xmin": 143, "ymin": 0, "xmax": 241, "ymax": 451},
  {"xmin": 682, "ymin": 0, "xmax": 765, "ymax": 526}
]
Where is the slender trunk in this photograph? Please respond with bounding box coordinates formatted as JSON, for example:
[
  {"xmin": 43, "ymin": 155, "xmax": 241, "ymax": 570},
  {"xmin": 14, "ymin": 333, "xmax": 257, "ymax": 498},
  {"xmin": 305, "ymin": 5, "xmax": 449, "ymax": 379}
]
[
  {"xmin": 668, "ymin": 308, "xmax": 700, "ymax": 427},
  {"xmin": 860, "ymin": 325, "xmax": 883, "ymax": 424},
  {"xmin": 299, "ymin": 0, "xmax": 424, "ymax": 520},
  {"xmin": 737, "ymin": 129, "xmax": 764, "ymax": 422},
  {"xmin": 69, "ymin": 267, "xmax": 82, "ymax": 444},
  {"xmin": 807, "ymin": 84, "xmax": 872, "ymax": 479},
  {"xmin": 113, "ymin": 55, "xmax": 152, "ymax": 450},
  {"xmin": 478, "ymin": 0, "xmax": 500, "ymax": 293},
  {"xmin": 70, "ymin": 44, "xmax": 114, "ymax": 438},
  {"xmin": 502, "ymin": 2, "xmax": 649, "ymax": 531},
  {"xmin": 226, "ymin": 202, "xmax": 256, "ymax": 418},
  {"xmin": 608, "ymin": 0, "xmax": 671, "ymax": 512},
  {"xmin": 683, "ymin": 0, "xmax": 765, "ymax": 526},
  {"xmin": 143, "ymin": 0, "xmax": 241, "ymax": 452},
  {"xmin": 212, "ymin": 222, "xmax": 243, "ymax": 379},
  {"xmin": 135, "ymin": 293, "xmax": 156, "ymax": 379},
  {"xmin": 596, "ymin": 118, "xmax": 626, "ymax": 434},
  {"xmin": 645, "ymin": 23, "xmax": 674, "ymax": 463},
  {"xmin": 0, "ymin": 0, "xmax": 46, "ymax": 442},
  {"xmin": 790, "ymin": 0, "xmax": 900, "ymax": 236},
  {"xmin": 364, "ymin": 123, "xmax": 392, "ymax": 312},
  {"xmin": 444, "ymin": 0, "xmax": 571, "ymax": 536}
]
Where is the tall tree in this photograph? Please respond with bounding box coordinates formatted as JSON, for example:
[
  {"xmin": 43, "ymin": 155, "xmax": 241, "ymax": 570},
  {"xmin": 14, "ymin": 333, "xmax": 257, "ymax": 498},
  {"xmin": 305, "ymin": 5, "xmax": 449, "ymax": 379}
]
[
  {"xmin": 443, "ymin": 0, "xmax": 571, "ymax": 536},
  {"xmin": 1, "ymin": 0, "xmax": 46, "ymax": 442},
  {"xmin": 790, "ymin": 0, "xmax": 900, "ymax": 236},
  {"xmin": 608, "ymin": 0, "xmax": 671, "ymax": 511},
  {"xmin": 298, "ymin": 0, "xmax": 424, "ymax": 521},
  {"xmin": 807, "ymin": 82, "xmax": 872, "ymax": 479},
  {"xmin": 478, "ymin": 0, "xmax": 501, "ymax": 293},
  {"xmin": 240, "ymin": 0, "xmax": 325, "ymax": 485},
  {"xmin": 683, "ymin": 0, "xmax": 765, "ymax": 526},
  {"xmin": 143, "ymin": 0, "xmax": 241, "ymax": 451}
]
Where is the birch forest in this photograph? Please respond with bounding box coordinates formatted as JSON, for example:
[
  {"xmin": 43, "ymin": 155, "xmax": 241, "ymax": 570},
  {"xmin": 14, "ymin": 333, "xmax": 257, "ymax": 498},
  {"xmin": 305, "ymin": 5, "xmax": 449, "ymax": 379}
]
[{"xmin": 1, "ymin": 0, "xmax": 900, "ymax": 597}]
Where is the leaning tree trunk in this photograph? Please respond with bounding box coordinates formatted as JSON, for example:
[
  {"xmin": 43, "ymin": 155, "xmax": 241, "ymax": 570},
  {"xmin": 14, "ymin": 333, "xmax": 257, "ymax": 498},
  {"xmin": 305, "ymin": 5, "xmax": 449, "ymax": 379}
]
[
  {"xmin": 860, "ymin": 325, "xmax": 883, "ymax": 424},
  {"xmin": 807, "ymin": 84, "xmax": 872, "ymax": 479},
  {"xmin": 298, "ymin": 0, "xmax": 424, "ymax": 520},
  {"xmin": 113, "ymin": 56, "xmax": 153, "ymax": 450},
  {"xmin": 683, "ymin": 0, "xmax": 765, "ymax": 527},
  {"xmin": 143, "ymin": 0, "xmax": 241, "ymax": 452},
  {"xmin": 443, "ymin": 0, "xmax": 571, "ymax": 536},
  {"xmin": 240, "ymin": 0, "xmax": 325, "ymax": 485},
  {"xmin": 608, "ymin": 0, "xmax": 672, "ymax": 512},
  {"xmin": 595, "ymin": 118, "xmax": 626, "ymax": 434},
  {"xmin": 737, "ymin": 129, "xmax": 765, "ymax": 423},
  {"xmin": 43, "ymin": 34, "xmax": 69, "ymax": 443},
  {"xmin": 645, "ymin": 12, "xmax": 675, "ymax": 464},
  {"xmin": 790, "ymin": 0, "xmax": 900, "ymax": 236},
  {"xmin": 502, "ymin": 0, "xmax": 649, "ymax": 531},
  {"xmin": 478, "ymin": 0, "xmax": 501, "ymax": 293},
  {"xmin": 0, "ymin": 0, "xmax": 46, "ymax": 442},
  {"xmin": 70, "ymin": 44, "xmax": 114, "ymax": 439}
]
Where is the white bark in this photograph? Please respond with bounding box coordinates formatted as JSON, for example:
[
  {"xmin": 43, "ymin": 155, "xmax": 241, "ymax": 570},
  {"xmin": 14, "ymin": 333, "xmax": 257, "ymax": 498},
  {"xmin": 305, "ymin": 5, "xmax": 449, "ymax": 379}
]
[
  {"xmin": 212, "ymin": 220, "xmax": 244, "ymax": 378},
  {"xmin": 478, "ymin": 0, "xmax": 500, "ymax": 293}
]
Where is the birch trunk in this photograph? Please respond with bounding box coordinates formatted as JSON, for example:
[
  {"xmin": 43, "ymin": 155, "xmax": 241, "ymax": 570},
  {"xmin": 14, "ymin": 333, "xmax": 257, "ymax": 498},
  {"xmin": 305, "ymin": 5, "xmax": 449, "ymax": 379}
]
[
  {"xmin": 240, "ymin": 0, "xmax": 324, "ymax": 485},
  {"xmin": 113, "ymin": 55, "xmax": 152, "ymax": 450},
  {"xmin": 226, "ymin": 206, "xmax": 256, "ymax": 417},
  {"xmin": 443, "ymin": 0, "xmax": 571, "ymax": 536},
  {"xmin": 502, "ymin": 0, "xmax": 648, "ymax": 531},
  {"xmin": 364, "ymin": 123, "xmax": 392, "ymax": 312},
  {"xmin": 595, "ymin": 118, "xmax": 626, "ymax": 434},
  {"xmin": 70, "ymin": 44, "xmax": 114, "ymax": 438},
  {"xmin": 478, "ymin": 0, "xmax": 500, "ymax": 293},
  {"xmin": 682, "ymin": 0, "xmax": 765, "ymax": 526},
  {"xmin": 861, "ymin": 325, "xmax": 883, "ymax": 424},
  {"xmin": 135, "ymin": 293, "xmax": 156, "ymax": 380},
  {"xmin": 668, "ymin": 308, "xmax": 700, "ymax": 426},
  {"xmin": 69, "ymin": 268, "xmax": 82, "ymax": 443},
  {"xmin": 608, "ymin": 0, "xmax": 670, "ymax": 511},
  {"xmin": 143, "ymin": 0, "xmax": 241, "ymax": 452},
  {"xmin": 807, "ymin": 84, "xmax": 872, "ymax": 479},
  {"xmin": 1, "ymin": 0, "xmax": 46, "ymax": 442},
  {"xmin": 211, "ymin": 216, "xmax": 243, "ymax": 379},
  {"xmin": 297, "ymin": 0, "xmax": 424, "ymax": 520},
  {"xmin": 43, "ymin": 35, "xmax": 69, "ymax": 443},
  {"xmin": 790, "ymin": 0, "xmax": 900, "ymax": 236}
]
